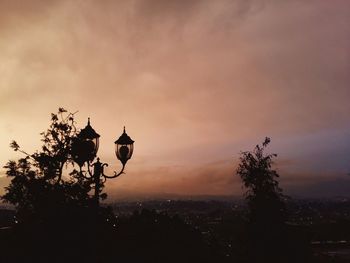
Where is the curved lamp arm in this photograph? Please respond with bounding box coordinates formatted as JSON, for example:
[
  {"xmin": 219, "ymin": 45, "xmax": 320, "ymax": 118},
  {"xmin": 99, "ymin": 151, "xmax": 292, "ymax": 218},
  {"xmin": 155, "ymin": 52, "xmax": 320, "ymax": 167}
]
[
  {"xmin": 78, "ymin": 158, "xmax": 127, "ymax": 180},
  {"xmin": 101, "ymin": 163, "xmax": 126, "ymax": 179}
]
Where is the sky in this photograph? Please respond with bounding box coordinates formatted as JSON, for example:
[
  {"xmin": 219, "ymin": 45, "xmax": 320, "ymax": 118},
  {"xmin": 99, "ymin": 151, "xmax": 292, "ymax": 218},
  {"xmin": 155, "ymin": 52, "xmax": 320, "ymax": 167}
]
[{"xmin": 0, "ymin": 0, "xmax": 349, "ymax": 199}]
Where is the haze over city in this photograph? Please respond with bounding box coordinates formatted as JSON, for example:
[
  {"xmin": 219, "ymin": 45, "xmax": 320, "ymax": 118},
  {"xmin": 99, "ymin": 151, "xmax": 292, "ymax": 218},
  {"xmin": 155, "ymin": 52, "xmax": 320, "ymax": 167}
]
[{"xmin": 0, "ymin": 0, "xmax": 349, "ymax": 199}]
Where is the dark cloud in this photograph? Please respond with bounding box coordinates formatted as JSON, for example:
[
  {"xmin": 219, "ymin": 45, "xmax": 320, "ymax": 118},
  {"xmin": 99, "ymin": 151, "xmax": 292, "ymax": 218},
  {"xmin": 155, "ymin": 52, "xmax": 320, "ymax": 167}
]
[{"xmin": 284, "ymin": 176, "xmax": 350, "ymax": 198}]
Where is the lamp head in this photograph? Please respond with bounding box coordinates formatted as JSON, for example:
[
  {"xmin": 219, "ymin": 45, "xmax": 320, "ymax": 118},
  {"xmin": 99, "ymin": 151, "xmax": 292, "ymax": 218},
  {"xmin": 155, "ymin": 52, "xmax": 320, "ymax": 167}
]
[
  {"xmin": 115, "ymin": 127, "xmax": 134, "ymax": 165},
  {"xmin": 71, "ymin": 118, "xmax": 100, "ymax": 164}
]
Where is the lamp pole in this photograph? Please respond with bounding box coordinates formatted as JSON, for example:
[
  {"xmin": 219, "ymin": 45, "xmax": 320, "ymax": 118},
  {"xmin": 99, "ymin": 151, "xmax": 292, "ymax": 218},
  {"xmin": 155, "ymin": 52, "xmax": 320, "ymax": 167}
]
[
  {"xmin": 93, "ymin": 158, "xmax": 103, "ymax": 209},
  {"xmin": 71, "ymin": 119, "xmax": 134, "ymax": 211}
]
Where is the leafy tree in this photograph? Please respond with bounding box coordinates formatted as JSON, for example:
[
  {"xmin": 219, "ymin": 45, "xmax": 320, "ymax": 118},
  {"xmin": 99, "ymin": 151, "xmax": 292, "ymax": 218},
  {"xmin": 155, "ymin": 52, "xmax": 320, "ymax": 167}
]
[
  {"xmin": 2, "ymin": 108, "xmax": 93, "ymax": 223},
  {"xmin": 237, "ymin": 137, "xmax": 286, "ymax": 225},
  {"xmin": 236, "ymin": 137, "xmax": 287, "ymax": 263}
]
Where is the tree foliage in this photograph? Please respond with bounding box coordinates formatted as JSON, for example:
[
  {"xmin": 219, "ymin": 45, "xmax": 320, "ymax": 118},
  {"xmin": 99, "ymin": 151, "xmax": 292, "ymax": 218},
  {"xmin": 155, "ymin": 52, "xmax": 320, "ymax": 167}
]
[
  {"xmin": 2, "ymin": 108, "xmax": 92, "ymax": 222},
  {"xmin": 237, "ymin": 137, "xmax": 286, "ymax": 224},
  {"xmin": 237, "ymin": 137, "xmax": 287, "ymax": 263}
]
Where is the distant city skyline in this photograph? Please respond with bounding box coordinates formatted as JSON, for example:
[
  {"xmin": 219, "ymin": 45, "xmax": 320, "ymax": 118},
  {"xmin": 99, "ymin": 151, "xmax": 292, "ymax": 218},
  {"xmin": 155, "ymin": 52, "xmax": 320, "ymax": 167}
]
[{"xmin": 0, "ymin": 0, "xmax": 350, "ymax": 199}]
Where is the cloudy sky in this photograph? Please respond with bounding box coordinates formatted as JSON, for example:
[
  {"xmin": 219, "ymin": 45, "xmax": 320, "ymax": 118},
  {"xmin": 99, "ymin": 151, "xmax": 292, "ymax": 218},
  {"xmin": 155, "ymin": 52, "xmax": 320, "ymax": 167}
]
[{"xmin": 0, "ymin": 0, "xmax": 349, "ymax": 199}]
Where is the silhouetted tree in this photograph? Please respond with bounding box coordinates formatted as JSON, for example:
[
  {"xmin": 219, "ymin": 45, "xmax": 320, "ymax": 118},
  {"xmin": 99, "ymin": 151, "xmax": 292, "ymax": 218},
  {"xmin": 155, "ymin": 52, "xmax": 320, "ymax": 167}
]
[
  {"xmin": 237, "ymin": 137, "xmax": 286, "ymax": 224},
  {"xmin": 1, "ymin": 108, "xmax": 222, "ymax": 263},
  {"xmin": 237, "ymin": 137, "xmax": 287, "ymax": 263},
  {"xmin": 2, "ymin": 108, "xmax": 93, "ymax": 223},
  {"xmin": 0, "ymin": 108, "xmax": 115, "ymax": 262}
]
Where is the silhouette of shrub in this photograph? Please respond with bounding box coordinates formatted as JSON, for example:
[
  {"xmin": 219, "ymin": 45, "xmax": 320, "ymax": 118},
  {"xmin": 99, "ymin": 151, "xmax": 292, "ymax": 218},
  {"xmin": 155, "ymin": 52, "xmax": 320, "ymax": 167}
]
[{"xmin": 236, "ymin": 138, "xmax": 310, "ymax": 263}]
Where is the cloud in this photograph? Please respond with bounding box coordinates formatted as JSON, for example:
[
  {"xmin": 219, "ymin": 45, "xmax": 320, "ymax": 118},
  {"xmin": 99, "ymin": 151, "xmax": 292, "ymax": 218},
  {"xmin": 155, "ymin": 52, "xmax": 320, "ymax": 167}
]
[
  {"xmin": 104, "ymin": 159, "xmax": 239, "ymax": 198},
  {"xmin": 282, "ymin": 174, "xmax": 350, "ymax": 198},
  {"xmin": 0, "ymin": 0, "xmax": 349, "ymax": 198}
]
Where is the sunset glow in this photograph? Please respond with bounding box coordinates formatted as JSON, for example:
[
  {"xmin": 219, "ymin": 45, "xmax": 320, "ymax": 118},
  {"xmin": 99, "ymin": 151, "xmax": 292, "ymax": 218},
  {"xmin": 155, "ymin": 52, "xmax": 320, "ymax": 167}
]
[{"xmin": 1, "ymin": 0, "xmax": 349, "ymax": 199}]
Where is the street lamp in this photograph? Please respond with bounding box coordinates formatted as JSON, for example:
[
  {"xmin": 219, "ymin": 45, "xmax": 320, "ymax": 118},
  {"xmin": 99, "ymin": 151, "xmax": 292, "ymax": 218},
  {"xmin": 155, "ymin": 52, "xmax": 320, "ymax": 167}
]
[
  {"xmin": 115, "ymin": 127, "xmax": 134, "ymax": 166},
  {"xmin": 71, "ymin": 118, "xmax": 134, "ymax": 209}
]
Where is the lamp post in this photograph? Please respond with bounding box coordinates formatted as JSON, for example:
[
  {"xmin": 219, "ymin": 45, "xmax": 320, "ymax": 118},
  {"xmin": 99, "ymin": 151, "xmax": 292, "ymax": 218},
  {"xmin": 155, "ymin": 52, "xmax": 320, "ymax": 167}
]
[{"xmin": 71, "ymin": 118, "xmax": 134, "ymax": 209}]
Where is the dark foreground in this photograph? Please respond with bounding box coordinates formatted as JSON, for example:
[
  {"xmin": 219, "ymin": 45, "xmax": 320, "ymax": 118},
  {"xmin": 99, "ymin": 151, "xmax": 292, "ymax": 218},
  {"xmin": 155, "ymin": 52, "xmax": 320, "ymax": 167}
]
[{"xmin": 0, "ymin": 199, "xmax": 350, "ymax": 263}]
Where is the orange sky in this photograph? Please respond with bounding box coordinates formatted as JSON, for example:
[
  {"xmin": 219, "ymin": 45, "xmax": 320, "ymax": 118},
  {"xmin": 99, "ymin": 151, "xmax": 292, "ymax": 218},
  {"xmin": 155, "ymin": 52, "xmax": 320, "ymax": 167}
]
[{"xmin": 1, "ymin": 0, "xmax": 350, "ymax": 199}]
